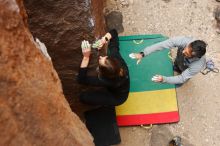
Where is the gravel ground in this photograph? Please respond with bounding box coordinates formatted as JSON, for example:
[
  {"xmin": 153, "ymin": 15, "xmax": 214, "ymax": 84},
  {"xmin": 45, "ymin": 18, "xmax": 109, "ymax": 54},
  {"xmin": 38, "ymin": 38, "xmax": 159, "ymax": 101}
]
[{"xmin": 105, "ymin": 0, "xmax": 220, "ymax": 145}]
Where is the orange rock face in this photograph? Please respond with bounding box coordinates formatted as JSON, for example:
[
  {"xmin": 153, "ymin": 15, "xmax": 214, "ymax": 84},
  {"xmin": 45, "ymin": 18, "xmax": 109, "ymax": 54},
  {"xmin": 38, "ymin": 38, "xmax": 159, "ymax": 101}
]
[{"xmin": 0, "ymin": 0, "xmax": 94, "ymax": 146}]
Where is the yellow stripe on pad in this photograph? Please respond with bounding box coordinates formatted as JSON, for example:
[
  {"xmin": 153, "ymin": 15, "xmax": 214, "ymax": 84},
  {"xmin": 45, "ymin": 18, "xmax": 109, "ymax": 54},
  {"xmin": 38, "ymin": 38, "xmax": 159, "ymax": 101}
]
[{"xmin": 116, "ymin": 88, "xmax": 177, "ymax": 115}]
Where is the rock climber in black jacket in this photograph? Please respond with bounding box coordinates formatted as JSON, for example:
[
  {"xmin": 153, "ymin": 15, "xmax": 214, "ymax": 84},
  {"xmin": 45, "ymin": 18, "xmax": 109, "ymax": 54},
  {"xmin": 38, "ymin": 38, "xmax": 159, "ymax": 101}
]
[{"xmin": 77, "ymin": 29, "xmax": 130, "ymax": 106}]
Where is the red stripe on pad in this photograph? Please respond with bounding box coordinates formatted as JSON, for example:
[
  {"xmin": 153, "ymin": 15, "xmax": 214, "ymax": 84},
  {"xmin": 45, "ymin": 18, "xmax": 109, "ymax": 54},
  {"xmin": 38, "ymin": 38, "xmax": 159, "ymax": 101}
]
[{"xmin": 117, "ymin": 111, "xmax": 179, "ymax": 126}]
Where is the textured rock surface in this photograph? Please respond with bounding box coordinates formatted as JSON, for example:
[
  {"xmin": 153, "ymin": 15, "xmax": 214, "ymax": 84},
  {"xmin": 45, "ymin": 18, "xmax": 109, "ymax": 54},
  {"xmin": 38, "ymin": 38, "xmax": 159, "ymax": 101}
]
[
  {"xmin": 0, "ymin": 0, "xmax": 94, "ymax": 145},
  {"xmin": 23, "ymin": 0, "xmax": 106, "ymax": 113}
]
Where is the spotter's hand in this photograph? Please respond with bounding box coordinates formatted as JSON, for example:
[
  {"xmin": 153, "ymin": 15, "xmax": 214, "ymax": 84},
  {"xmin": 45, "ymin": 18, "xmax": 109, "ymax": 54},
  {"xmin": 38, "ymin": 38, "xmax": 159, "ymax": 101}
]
[
  {"xmin": 129, "ymin": 53, "xmax": 143, "ymax": 64},
  {"xmin": 151, "ymin": 75, "xmax": 163, "ymax": 82}
]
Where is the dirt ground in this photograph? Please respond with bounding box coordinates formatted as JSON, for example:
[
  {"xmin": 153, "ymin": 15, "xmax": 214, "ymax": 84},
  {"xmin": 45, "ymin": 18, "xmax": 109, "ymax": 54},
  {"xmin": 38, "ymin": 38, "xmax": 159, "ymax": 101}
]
[{"xmin": 105, "ymin": 0, "xmax": 220, "ymax": 146}]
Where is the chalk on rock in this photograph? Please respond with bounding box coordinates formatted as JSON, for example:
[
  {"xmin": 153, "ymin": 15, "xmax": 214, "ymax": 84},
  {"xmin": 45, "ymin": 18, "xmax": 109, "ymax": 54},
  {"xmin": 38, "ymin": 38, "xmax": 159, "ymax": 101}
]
[{"xmin": 35, "ymin": 38, "xmax": 51, "ymax": 61}]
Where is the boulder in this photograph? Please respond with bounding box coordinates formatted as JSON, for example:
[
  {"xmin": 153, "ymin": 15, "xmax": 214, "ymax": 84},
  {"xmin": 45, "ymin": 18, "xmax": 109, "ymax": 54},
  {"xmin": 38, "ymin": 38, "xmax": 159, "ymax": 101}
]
[{"xmin": 0, "ymin": 0, "xmax": 94, "ymax": 145}]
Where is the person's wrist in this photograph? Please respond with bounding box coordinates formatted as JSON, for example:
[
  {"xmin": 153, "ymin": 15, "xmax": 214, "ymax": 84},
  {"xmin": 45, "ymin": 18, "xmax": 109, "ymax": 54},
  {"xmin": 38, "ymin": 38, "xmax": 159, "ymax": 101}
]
[
  {"xmin": 160, "ymin": 76, "xmax": 163, "ymax": 82},
  {"xmin": 104, "ymin": 36, "xmax": 109, "ymax": 42},
  {"xmin": 162, "ymin": 76, "xmax": 166, "ymax": 82},
  {"xmin": 104, "ymin": 33, "xmax": 111, "ymax": 41},
  {"xmin": 83, "ymin": 56, "xmax": 90, "ymax": 60},
  {"xmin": 140, "ymin": 52, "xmax": 145, "ymax": 58}
]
